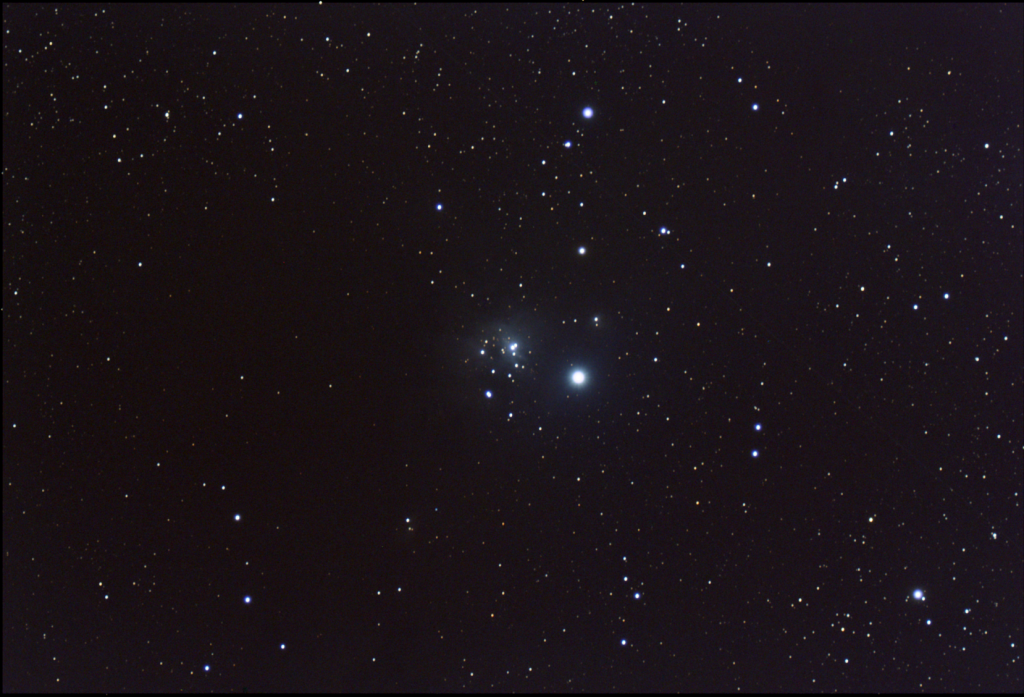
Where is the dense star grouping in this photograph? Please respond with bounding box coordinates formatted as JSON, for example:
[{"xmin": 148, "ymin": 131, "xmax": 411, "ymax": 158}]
[{"xmin": 3, "ymin": 5, "xmax": 1021, "ymax": 692}]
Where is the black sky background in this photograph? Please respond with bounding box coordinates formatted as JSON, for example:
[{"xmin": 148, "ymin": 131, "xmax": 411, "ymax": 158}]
[{"xmin": 3, "ymin": 4, "xmax": 1023, "ymax": 692}]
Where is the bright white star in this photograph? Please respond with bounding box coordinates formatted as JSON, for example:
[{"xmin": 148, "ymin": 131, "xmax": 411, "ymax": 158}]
[{"xmin": 572, "ymin": 370, "xmax": 585, "ymax": 385}]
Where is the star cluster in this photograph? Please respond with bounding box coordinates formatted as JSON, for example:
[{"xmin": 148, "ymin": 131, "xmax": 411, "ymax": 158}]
[{"xmin": 3, "ymin": 5, "xmax": 1022, "ymax": 693}]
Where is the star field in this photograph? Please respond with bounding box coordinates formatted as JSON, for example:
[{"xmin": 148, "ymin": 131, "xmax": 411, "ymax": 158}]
[{"xmin": 3, "ymin": 5, "xmax": 1022, "ymax": 692}]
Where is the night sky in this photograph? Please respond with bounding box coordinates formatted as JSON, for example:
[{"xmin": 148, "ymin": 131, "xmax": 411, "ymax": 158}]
[{"xmin": 3, "ymin": 4, "xmax": 1023, "ymax": 692}]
